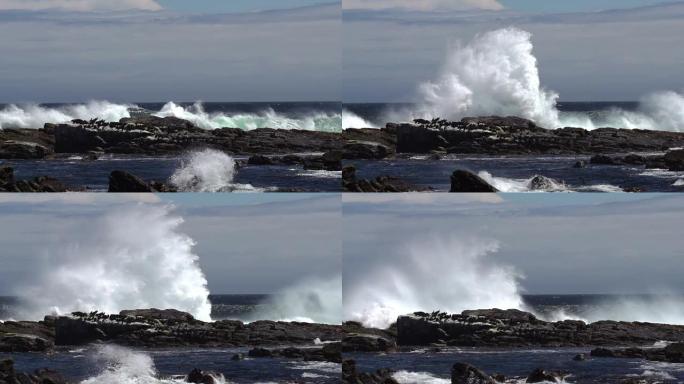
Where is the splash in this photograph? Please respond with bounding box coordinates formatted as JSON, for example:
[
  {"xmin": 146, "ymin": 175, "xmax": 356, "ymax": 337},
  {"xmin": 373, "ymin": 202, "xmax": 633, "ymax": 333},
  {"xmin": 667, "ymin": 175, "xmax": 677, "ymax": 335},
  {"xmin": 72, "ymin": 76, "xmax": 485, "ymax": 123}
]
[
  {"xmin": 249, "ymin": 275, "xmax": 342, "ymax": 325},
  {"xmin": 0, "ymin": 101, "xmax": 341, "ymax": 131},
  {"xmin": 415, "ymin": 27, "xmax": 684, "ymax": 131},
  {"xmin": 17, "ymin": 204, "xmax": 212, "ymax": 322},
  {"xmin": 169, "ymin": 149, "xmax": 259, "ymax": 192},
  {"xmin": 342, "ymin": 109, "xmax": 377, "ymax": 129},
  {"xmin": 579, "ymin": 296, "xmax": 684, "ymax": 325},
  {"xmin": 81, "ymin": 345, "xmax": 225, "ymax": 384},
  {"xmin": 155, "ymin": 102, "xmax": 342, "ymax": 131},
  {"xmin": 344, "ymin": 237, "xmax": 525, "ymax": 329},
  {"xmin": 476, "ymin": 171, "xmax": 623, "ymax": 193},
  {"xmin": 0, "ymin": 101, "xmax": 132, "ymax": 129}
]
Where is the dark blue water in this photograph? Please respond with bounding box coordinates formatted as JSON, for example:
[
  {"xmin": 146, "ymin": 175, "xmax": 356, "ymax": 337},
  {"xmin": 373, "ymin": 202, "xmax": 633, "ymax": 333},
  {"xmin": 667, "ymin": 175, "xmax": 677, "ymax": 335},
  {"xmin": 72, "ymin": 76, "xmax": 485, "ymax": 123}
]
[
  {"xmin": 349, "ymin": 347, "xmax": 681, "ymax": 383},
  {"xmin": 9, "ymin": 346, "xmax": 340, "ymax": 383},
  {"xmin": 0, "ymin": 155, "xmax": 341, "ymax": 192},
  {"xmin": 345, "ymin": 155, "xmax": 684, "ymax": 192}
]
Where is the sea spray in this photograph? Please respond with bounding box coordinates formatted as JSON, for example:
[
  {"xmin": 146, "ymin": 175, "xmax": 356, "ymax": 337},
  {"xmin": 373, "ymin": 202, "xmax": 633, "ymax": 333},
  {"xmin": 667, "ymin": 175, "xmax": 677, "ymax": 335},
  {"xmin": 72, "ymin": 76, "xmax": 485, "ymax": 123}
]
[
  {"xmin": 0, "ymin": 101, "xmax": 342, "ymax": 131},
  {"xmin": 81, "ymin": 345, "xmax": 226, "ymax": 384},
  {"xmin": 418, "ymin": 27, "xmax": 561, "ymax": 129},
  {"xmin": 344, "ymin": 236, "xmax": 525, "ymax": 329},
  {"xmin": 411, "ymin": 27, "xmax": 684, "ymax": 131},
  {"xmin": 0, "ymin": 101, "xmax": 132, "ymax": 129},
  {"xmin": 249, "ymin": 275, "xmax": 342, "ymax": 324},
  {"xmin": 155, "ymin": 101, "xmax": 342, "ymax": 131},
  {"xmin": 17, "ymin": 204, "xmax": 212, "ymax": 322},
  {"xmin": 169, "ymin": 149, "xmax": 259, "ymax": 192},
  {"xmin": 579, "ymin": 296, "xmax": 684, "ymax": 325},
  {"xmin": 342, "ymin": 109, "xmax": 377, "ymax": 129}
]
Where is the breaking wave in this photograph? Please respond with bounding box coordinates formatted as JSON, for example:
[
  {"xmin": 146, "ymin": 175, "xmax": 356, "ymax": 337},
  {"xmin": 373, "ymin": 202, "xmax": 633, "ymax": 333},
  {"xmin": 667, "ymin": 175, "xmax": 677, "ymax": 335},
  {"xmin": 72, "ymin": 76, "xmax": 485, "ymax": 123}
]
[
  {"xmin": 342, "ymin": 109, "xmax": 377, "ymax": 129},
  {"xmin": 16, "ymin": 204, "xmax": 213, "ymax": 322},
  {"xmin": 476, "ymin": 171, "xmax": 623, "ymax": 193},
  {"xmin": 0, "ymin": 101, "xmax": 342, "ymax": 131},
  {"xmin": 394, "ymin": 27, "xmax": 684, "ymax": 131},
  {"xmin": 81, "ymin": 345, "xmax": 225, "ymax": 384},
  {"xmin": 344, "ymin": 237, "xmax": 525, "ymax": 329},
  {"xmin": 169, "ymin": 149, "xmax": 260, "ymax": 192},
  {"xmin": 248, "ymin": 275, "xmax": 342, "ymax": 325}
]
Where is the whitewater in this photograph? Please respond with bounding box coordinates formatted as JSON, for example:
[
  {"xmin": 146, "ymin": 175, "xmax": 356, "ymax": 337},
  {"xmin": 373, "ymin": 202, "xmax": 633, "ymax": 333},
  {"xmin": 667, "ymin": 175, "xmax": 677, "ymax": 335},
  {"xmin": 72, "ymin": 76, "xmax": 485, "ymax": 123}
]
[
  {"xmin": 0, "ymin": 101, "xmax": 343, "ymax": 132},
  {"xmin": 343, "ymin": 27, "xmax": 684, "ymax": 131}
]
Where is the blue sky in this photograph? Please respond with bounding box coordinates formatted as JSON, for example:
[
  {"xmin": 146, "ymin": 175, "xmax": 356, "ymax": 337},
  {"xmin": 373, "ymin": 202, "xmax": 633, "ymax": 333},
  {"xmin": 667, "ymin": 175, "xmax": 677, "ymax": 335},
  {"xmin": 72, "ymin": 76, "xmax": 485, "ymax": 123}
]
[{"xmin": 159, "ymin": 0, "xmax": 333, "ymax": 13}]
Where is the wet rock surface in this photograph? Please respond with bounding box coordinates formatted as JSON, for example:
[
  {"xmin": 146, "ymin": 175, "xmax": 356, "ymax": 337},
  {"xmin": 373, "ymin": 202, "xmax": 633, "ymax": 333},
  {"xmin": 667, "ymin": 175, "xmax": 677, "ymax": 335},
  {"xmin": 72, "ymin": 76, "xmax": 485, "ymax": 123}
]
[
  {"xmin": 395, "ymin": 309, "xmax": 684, "ymax": 347},
  {"xmin": 342, "ymin": 359, "xmax": 398, "ymax": 384},
  {"xmin": 0, "ymin": 166, "xmax": 68, "ymax": 192},
  {"xmin": 0, "ymin": 358, "xmax": 69, "ymax": 384},
  {"xmin": 450, "ymin": 169, "xmax": 498, "ymax": 192},
  {"xmin": 342, "ymin": 165, "xmax": 429, "ymax": 192},
  {"xmin": 591, "ymin": 342, "xmax": 684, "ymax": 363}
]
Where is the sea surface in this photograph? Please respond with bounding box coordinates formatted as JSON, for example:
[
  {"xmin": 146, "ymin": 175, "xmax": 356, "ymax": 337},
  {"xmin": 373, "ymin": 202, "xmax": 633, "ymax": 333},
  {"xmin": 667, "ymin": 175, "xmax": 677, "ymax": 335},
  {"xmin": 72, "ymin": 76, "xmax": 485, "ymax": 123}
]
[{"xmin": 0, "ymin": 155, "xmax": 341, "ymax": 192}]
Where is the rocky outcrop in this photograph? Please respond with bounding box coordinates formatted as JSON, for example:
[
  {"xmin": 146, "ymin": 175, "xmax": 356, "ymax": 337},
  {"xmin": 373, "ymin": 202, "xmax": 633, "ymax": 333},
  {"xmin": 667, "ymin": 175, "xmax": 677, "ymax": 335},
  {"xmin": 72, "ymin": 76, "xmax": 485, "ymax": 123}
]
[
  {"xmin": 342, "ymin": 360, "xmax": 398, "ymax": 384},
  {"xmin": 393, "ymin": 117, "xmax": 684, "ymax": 155},
  {"xmin": 186, "ymin": 368, "xmax": 223, "ymax": 384},
  {"xmin": 342, "ymin": 334, "xmax": 397, "ymax": 353},
  {"xmin": 450, "ymin": 170, "xmax": 498, "ymax": 192},
  {"xmin": 49, "ymin": 310, "xmax": 343, "ymax": 348},
  {"xmin": 0, "ymin": 166, "xmax": 68, "ymax": 192},
  {"xmin": 246, "ymin": 342, "xmax": 342, "ymax": 363},
  {"xmin": 395, "ymin": 309, "xmax": 684, "ymax": 347},
  {"xmin": 664, "ymin": 149, "xmax": 684, "ymax": 171},
  {"xmin": 342, "ymin": 165, "xmax": 428, "ymax": 192},
  {"xmin": 451, "ymin": 363, "xmax": 497, "ymax": 384},
  {"xmin": 0, "ymin": 359, "xmax": 68, "ymax": 384},
  {"xmin": 591, "ymin": 342, "xmax": 684, "ymax": 363},
  {"xmin": 107, "ymin": 171, "xmax": 176, "ymax": 193},
  {"xmin": 0, "ymin": 141, "xmax": 50, "ymax": 159}
]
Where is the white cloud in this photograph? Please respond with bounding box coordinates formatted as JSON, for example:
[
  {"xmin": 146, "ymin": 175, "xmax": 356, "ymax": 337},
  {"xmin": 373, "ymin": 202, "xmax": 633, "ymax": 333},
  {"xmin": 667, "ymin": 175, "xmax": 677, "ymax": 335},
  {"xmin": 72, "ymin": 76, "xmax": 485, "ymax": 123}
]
[
  {"xmin": 343, "ymin": 0, "xmax": 504, "ymax": 11},
  {"xmin": 0, "ymin": 0, "xmax": 162, "ymax": 12}
]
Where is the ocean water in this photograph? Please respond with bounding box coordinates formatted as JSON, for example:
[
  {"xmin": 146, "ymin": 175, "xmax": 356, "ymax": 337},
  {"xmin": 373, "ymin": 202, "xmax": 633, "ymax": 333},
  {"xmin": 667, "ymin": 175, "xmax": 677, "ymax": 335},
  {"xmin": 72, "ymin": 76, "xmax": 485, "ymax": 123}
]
[
  {"xmin": 0, "ymin": 155, "xmax": 341, "ymax": 192},
  {"xmin": 346, "ymin": 155, "xmax": 684, "ymax": 192}
]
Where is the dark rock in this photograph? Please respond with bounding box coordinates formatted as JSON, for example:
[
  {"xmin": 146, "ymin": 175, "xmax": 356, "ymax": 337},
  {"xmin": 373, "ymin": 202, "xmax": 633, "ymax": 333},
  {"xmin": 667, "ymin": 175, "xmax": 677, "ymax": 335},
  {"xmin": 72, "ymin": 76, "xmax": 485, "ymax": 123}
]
[
  {"xmin": 54, "ymin": 317, "xmax": 106, "ymax": 346},
  {"xmin": 623, "ymin": 153, "xmax": 646, "ymax": 165},
  {"xmin": 451, "ymin": 362, "xmax": 496, "ymax": 384},
  {"xmin": 342, "ymin": 334, "xmax": 397, "ymax": 353},
  {"xmin": 342, "ymin": 164, "xmax": 428, "ymax": 192},
  {"xmin": 0, "ymin": 359, "xmax": 68, "ymax": 384},
  {"xmin": 526, "ymin": 368, "xmax": 561, "ymax": 383},
  {"xmin": 280, "ymin": 154, "xmax": 304, "ymax": 165},
  {"xmin": 528, "ymin": 175, "xmax": 561, "ymax": 191},
  {"xmin": 119, "ymin": 309, "xmax": 194, "ymax": 322},
  {"xmin": 573, "ymin": 160, "xmax": 587, "ymax": 168},
  {"xmin": 0, "ymin": 166, "xmax": 14, "ymax": 185},
  {"xmin": 590, "ymin": 154, "xmax": 618, "ymax": 165},
  {"xmin": 230, "ymin": 353, "xmax": 244, "ymax": 361},
  {"xmin": 591, "ymin": 343, "xmax": 684, "ymax": 363},
  {"xmin": 0, "ymin": 334, "xmax": 52, "ymax": 352},
  {"xmin": 108, "ymin": 170, "xmax": 154, "ymax": 192},
  {"xmin": 186, "ymin": 368, "xmax": 220, "ymax": 384},
  {"xmin": 450, "ymin": 170, "xmax": 498, "ymax": 193},
  {"xmin": 573, "ymin": 353, "xmax": 586, "ymax": 361},
  {"xmin": 0, "ymin": 140, "xmax": 50, "ymax": 159},
  {"xmin": 342, "ymin": 141, "xmax": 389, "ymax": 160},
  {"xmin": 665, "ymin": 149, "xmax": 684, "ymax": 171},
  {"xmin": 247, "ymin": 155, "xmax": 274, "ymax": 165},
  {"xmin": 0, "ymin": 167, "xmax": 67, "ymax": 192},
  {"xmin": 248, "ymin": 347, "xmax": 274, "ymax": 358}
]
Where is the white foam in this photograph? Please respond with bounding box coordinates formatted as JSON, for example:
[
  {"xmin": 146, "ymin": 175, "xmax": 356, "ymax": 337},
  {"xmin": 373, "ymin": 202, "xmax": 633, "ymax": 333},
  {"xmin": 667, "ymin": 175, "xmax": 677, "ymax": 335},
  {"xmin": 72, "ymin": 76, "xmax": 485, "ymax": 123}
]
[
  {"xmin": 413, "ymin": 27, "xmax": 684, "ymax": 131},
  {"xmin": 675, "ymin": 179, "xmax": 684, "ymax": 186},
  {"xmin": 80, "ymin": 345, "xmax": 226, "ymax": 384},
  {"xmin": 0, "ymin": 101, "xmax": 132, "ymax": 129},
  {"xmin": 17, "ymin": 205, "xmax": 212, "ymax": 322},
  {"xmin": 392, "ymin": 371, "xmax": 450, "ymax": 384},
  {"xmin": 344, "ymin": 237, "xmax": 525, "ymax": 329},
  {"xmin": 342, "ymin": 109, "xmax": 377, "ymax": 129},
  {"xmin": 155, "ymin": 102, "xmax": 341, "ymax": 132},
  {"xmin": 169, "ymin": 149, "xmax": 260, "ymax": 192}
]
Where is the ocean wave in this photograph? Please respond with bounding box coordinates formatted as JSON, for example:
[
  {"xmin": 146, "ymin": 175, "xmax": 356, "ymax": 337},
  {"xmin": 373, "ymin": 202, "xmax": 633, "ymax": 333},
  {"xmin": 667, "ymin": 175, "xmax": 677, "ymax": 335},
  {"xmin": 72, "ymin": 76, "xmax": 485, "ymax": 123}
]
[
  {"xmin": 342, "ymin": 109, "xmax": 377, "ymax": 129},
  {"xmin": 169, "ymin": 149, "xmax": 262, "ymax": 192},
  {"xmin": 369, "ymin": 27, "xmax": 684, "ymax": 132},
  {"xmin": 392, "ymin": 371, "xmax": 450, "ymax": 384},
  {"xmin": 0, "ymin": 101, "xmax": 342, "ymax": 132},
  {"xmin": 80, "ymin": 345, "xmax": 226, "ymax": 384},
  {"xmin": 476, "ymin": 171, "xmax": 623, "ymax": 193}
]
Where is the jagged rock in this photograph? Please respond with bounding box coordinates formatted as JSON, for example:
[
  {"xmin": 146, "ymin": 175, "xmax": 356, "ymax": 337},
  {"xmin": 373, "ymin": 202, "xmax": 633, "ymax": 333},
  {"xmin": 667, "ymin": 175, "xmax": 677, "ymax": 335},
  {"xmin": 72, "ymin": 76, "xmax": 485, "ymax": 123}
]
[
  {"xmin": 342, "ymin": 360, "xmax": 398, "ymax": 384},
  {"xmin": 573, "ymin": 160, "xmax": 587, "ymax": 168},
  {"xmin": 342, "ymin": 334, "xmax": 397, "ymax": 353},
  {"xmin": 186, "ymin": 368, "xmax": 220, "ymax": 384},
  {"xmin": 665, "ymin": 149, "xmax": 684, "ymax": 171},
  {"xmin": 119, "ymin": 309, "xmax": 194, "ymax": 322},
  {"xmin": 248, "ymin": 347, "xmax": 273, "ymax": 357},
  {"xmin": 0, "ymin": 140, "xmax": 50, "ymax": 159},
  {"xmin": 590, "ymin": 154, "xmax": 618, "ymax": 165},
  {"xmin": 573, "ymin": 353, "xmax": 586, "ymax": 361},
  {"xmin": 451, "ymin": 362, "xmax": 496, "ymax": 384},
  {"xmin": 591, "ymin": 343, "xmax": 684, "ymax": 363},
  {"xmin": 0, "ymin": 167, "xmax": 67, "ymax": 192},
  {"xmin": 526, "ymin": 368, "xmax": 562, "ymax": 383},
  {"xmin": 528, "ymin": 175, "xmax": 561, "ymax": 191},
  {"xmin": 230, "ymin": 353, "xmax": 244, "ymax": 361},
  {"xmin": 342, "ymin": 141, "xmax": 389, "ymax": 160},
  {"xmin": 450, "ymin": 170, "xmax": 498, "ymax": 192},
  {"xmin": 108, "ymin": 170, "xmax": 154, "ymax": 192},
  {"xmin": 247, "ymin": 155, "xmax": 274, "ymax": 165},
  {"xmin": 0, "ymin": 334, "xmax": 52, "ymax": 352},
  {"xmin": 0, "ymin": 359, "xmax": 68, "ymax": 384},
  {"xmin": 342, "ymin": 165, "xmax": 426, "ymax": 192}
]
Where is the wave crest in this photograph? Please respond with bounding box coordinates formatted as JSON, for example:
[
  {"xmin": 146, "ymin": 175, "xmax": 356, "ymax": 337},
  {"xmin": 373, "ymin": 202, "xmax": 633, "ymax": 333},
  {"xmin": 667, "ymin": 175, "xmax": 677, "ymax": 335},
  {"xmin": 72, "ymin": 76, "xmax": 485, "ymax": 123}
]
[{"xmin": 169, "ymin": 149, "xmax": 259, "ymax": 192}]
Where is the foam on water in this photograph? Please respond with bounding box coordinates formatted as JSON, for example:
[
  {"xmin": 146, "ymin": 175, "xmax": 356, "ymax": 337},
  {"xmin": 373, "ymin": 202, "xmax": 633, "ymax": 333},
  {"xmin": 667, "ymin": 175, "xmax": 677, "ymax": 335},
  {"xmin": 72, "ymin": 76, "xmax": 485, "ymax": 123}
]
[
  {"xmin": 169, "ymin": 149, "xmax": 260, "ymax": 192},
  {"xmin": 249, "ymin": 275, "xmax": 342, "ymax": 324},
  {"xmin": 477, "ymin": 171, "xmax": 623, "ymax": 193},
  {"xmin": 17, "ymin": 205, "xmax": 212, "ymax": 322},
  {"xmin": 80, "ymin": 345, "xmax": 225, "ymax": 384},
  {"xmin": 392, "ymin": 371, "xmax": 450, "ymax": 384},
  {"xmin": 0, "ymin": 101, "xmax": 341, "ymax": 132},
  {"xmin": 344, "ymin": 237, "xmax": 525, "ymax": 329}
]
